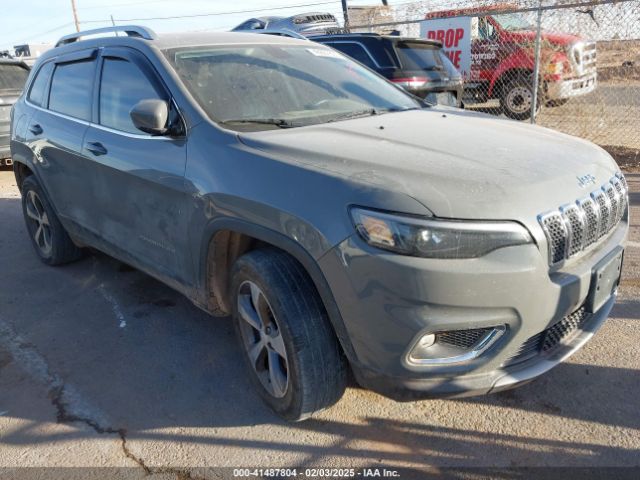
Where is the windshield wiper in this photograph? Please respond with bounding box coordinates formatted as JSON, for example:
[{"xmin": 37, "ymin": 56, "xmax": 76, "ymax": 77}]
[
  {"xmin": 326, "ymin": 108, "xmax": 379, "ymax": 123},
  {"xmin": 380, "ymin": 106, "xmax": 421, "ymax": 113},
  {"xmin": 219, "ymin": 118, "xmax": 297, "ymax": 128}
]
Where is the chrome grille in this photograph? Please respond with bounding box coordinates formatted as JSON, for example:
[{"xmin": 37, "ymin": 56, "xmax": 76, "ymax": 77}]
[
  {"xmin": 539, "ymin": 173, "xmax": 628, "ymax": 266},
  {"xmin": 573, "ymin": 41, "xmax": 597, "ymax": 76},
  {"xmin": 578, "ymin": 197, "xmax": 599, "ymax": 248},
  {"xmin": 540, "ymin": 212, "xmax": 567, "ymax": 264},
  {"xmin": 560, "ymin": 204, "xmax": 585, "ymax": 257},
  {"xmin": 592, "ymin": 189, "xmax": 610, "ymax": 238}
]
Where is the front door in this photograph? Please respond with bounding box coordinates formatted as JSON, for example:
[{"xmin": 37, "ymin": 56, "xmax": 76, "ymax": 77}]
[{"xmin": 81, "ymin": 47, "xmax": 190, "ymax": 284}]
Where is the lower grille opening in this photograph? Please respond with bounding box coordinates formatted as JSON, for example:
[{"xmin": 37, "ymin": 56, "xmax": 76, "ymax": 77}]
[
  {"xmin": 502, "ymin": 307, "xmax": 593, "ymax": 367},
  {"xmin": 436, "ymin": 328, "xmax": 496, "ymax": 349}
]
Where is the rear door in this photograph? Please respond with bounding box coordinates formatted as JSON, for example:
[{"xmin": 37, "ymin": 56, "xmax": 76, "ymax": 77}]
[
  {"xmin": 24, "ymin": 50, "xmax": 97, "ymax": 221},
  {"xmin": 81, "ymin": 47, "xmax": 190, "ymax": 283}
]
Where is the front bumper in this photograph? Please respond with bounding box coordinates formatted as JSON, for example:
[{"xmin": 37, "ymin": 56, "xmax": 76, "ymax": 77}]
[
  {"xmin": 546, "ymin": 72, "xmax": 597, "ymax": 100},
  {"xmin": 351, "ymin": 295, "xmax": 615, "ymax": 400},
  {"xmin": 318, "ymin": 219, "xmax": 627, "ymax": 400}
]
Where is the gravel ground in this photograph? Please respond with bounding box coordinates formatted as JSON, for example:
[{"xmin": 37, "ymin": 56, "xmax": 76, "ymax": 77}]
[
  {"xmin": 0, "ymin": 166, "xmax": 639, "ymax": 479},
  {"xmin": 467, "ymin": 82, "xmax": 640, "ymax": 152}
]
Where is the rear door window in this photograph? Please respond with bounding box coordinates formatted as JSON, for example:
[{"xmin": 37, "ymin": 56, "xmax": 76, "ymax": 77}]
[
  {"xmin": 394, "ymin": 42, "xmax": 444, "ymax": 71},
  {"xmin": 27, "ymin": 62, "xmax": 54, "ymax": 107},
  {"xmin": 325, "ymin": 42, "xmax": 377, "ymax": 69},
  {"xmin": 49, "ymin": 59, "xmax": 96, "ymax": 121},
  {"xmin": 99, "ymin": 58, "xmax": 164, "ymax": 134},
  {"xmin": 0, "ymin": 63, "xmax": 30, "ymax": 90}
]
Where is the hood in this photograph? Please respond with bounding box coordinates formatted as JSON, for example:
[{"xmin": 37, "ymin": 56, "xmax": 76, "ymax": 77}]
[
  {"xmin": 238, "ymin": 108, "xmax": 619, "ymax": 233},
  {"xmin": 504, "ymin": 29, "xmax": 582, "ymax": 48}
]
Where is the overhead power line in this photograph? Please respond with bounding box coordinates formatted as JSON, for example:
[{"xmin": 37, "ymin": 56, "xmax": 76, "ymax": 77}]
[{"xmin": 17, "ymin": 22, "xmax": 76, "ymax": 43}]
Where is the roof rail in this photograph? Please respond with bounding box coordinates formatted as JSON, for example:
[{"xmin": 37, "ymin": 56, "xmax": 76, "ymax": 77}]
[
  {"xmin": 255, "ymin": 29, "xmax": 308, "ymax": 40},
  {"xmin": 55, "ymin": 25, "xmax": 156, "ymax": 47}
]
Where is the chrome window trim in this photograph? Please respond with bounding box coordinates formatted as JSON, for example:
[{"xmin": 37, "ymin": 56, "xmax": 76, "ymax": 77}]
[{"xmin": 25, "ymin": 98, "xmax": 175, "ymax": 140}]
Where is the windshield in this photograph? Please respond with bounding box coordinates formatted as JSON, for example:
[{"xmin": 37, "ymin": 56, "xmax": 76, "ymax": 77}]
[
  {"xmin": 493, "ymin": 13, "xmax": 533, "ymax": 31},
  {"xmin": 0, "ymin": 63, "xmax": 29, "ymax": 90},
  {"xmin": 165, "ymin": 44, "xmax": 420, "ymax": 130},
  {"xmin": 394, "ymin": 41, "xmax": 445, "ymax": 71}
]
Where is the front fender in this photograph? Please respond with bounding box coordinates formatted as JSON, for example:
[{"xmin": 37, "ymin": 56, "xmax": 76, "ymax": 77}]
[{"xmin": 197, "ymin": 215, "xmax": 358, "ymax": 363}]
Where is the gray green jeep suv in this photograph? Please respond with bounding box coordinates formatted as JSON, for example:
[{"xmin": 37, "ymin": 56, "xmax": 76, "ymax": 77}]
[{"xmin": 10, "ymin": 26, "xmax": 629, "ymax": 421}]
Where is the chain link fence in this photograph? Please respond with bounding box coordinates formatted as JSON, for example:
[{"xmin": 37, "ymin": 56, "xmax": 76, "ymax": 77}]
[{"xmin": 348, "ymin": 0, "xmax": 640, "ymax": 166}]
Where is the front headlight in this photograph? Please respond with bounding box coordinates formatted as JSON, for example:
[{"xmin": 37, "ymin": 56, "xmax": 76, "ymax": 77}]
[
  {"xmin": 351, "ymin": 207, "xmax": 533, "ymax": 259},
  {"xmin": 546, "ymin": 61, "xmax": 564, "ymax": 75}
]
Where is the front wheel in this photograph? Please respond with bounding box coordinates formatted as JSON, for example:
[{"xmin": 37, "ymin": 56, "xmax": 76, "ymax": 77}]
[
  {"xmin": 546, "ymin": 98, "xmax": 569, "ymax": 108},
  {"xmin": 500, "ymin": 75, "xmax": 541, "ymax": 120},
  {"xmin": 230, "ymin": 248, "xmax": 347, "ymax": 421}
]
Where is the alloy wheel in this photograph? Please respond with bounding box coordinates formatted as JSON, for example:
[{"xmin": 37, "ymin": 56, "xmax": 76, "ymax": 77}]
[
  {"xmin": 237, "ymin": 280, "xmax": 289, "ymax": 398},
  {"xmin": 25, "ymin": 190, "xmax": 53, "ymax": 257}
]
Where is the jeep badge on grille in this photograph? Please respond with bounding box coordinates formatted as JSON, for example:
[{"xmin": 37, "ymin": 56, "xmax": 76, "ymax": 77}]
[{"xmin": 577, "ymin": 174, "xmax": 596, "ymax": 188}]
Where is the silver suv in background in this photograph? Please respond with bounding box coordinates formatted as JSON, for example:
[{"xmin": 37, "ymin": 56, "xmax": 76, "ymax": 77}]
[
  {"xmin": 232, "ymin": 12, "xmax": 343, "ymax": 37},
  {"xmin": 10, "ymin": 26, "xmax": 628, "ymax": 421},
  {"xmin": 1, "ymin": 58, "xmax": 30, "ymax": 166}
]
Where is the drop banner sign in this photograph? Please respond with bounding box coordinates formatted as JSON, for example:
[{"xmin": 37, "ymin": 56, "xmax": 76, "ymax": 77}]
[{"xmin": 420, "ymin": 16, "xmax": 472, "ymax": 79}]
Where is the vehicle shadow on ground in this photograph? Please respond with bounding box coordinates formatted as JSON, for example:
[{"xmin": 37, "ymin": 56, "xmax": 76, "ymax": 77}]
[{"xmin": 1, "ymin": 195, "xmax": 639, "ymax": 467}]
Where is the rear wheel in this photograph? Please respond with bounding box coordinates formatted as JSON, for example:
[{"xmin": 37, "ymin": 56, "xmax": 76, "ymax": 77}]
[
  {"xmin": 21, "ymin": 176, "xmax": 83, "ymax": 265},
  {"xmin": 500, "ymin": 75, "xmax": 541, "ymax": 120},
  {"xmin": 230, "ymin": 248, "xmax": 347, "ymax": 421}
]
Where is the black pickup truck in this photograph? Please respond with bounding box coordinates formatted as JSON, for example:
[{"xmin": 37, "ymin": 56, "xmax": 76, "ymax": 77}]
[{"xmin": 1, "ymin": 59, "xmax": 30, "ymax": 166}]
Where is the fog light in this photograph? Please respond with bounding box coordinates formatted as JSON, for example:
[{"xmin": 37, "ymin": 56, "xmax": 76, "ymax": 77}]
[
  {"xmin": 407, "ymin": 326, "xmax": 506, "ymax": 366},
  {"xmin": 417, "ymin": 333, "xmax": 436, "ymax": 349}
]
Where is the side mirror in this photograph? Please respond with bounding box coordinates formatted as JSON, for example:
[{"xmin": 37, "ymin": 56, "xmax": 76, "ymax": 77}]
[{"xmin": 130, "ymin": 99, "xmax": 169, "ymax": 135}]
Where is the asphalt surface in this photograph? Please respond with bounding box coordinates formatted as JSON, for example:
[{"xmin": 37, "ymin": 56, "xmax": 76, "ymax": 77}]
[{"xmin": 0, "ymin": 166, "xmax": 639, "ymax": 478}]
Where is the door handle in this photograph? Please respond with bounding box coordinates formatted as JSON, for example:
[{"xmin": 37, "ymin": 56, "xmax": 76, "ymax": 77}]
[
  {"xmin": 29, "ymin": 124, "xmax": 43, "ymax": 135},
  {"xmin": 86, "ymin": 142, "xmax": 107, "ymax": 156}
]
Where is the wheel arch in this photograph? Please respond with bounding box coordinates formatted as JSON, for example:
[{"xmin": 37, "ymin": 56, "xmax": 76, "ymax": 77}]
[
  {"xmin": 490, "ymin": 67, "xmax": 533, "ymax": 98},
  {"xmin": 12, "ymin": 160, "xmax": 35, "ymax": 193},
  {"xmin": 200, "ymin": 217, "xmax": 358, "ymax": 362}
]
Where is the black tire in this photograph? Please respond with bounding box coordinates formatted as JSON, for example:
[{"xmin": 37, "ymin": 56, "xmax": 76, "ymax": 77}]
[
  {"xmin": 21, "ymin": 175, "xmax": 83, "ymax": 265},
  {"xmin": 500, "ymin": 75, "xmax": 541, "ymax": 121},
  {"xmin": 230, "ymin": 248, "xmax": 347, "ymax": 421},
  {"xmin": 546, "ymin": 98, "xmax": 569, "ymax": 108}
]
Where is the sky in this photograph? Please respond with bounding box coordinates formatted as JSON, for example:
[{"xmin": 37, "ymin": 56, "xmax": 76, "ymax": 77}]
[{"xmin": 0, "ymin": 0, "xmax": 389, "ymax": 51}]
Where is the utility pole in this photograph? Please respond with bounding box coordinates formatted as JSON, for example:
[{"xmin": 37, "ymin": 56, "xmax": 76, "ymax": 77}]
[
  {"xmin": 341, "ymin": 0, "xmax": 349, "ymax": 31},
  {"xmin": 70, "ymin": 0, "xmax": 80, "ymax": 32}
]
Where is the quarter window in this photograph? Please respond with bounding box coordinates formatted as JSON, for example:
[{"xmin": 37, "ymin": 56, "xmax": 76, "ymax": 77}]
[
  {"xmin": 327, "ymin": 43, "xmax": 377, "ymax": 69},
  {"xmin": 49, "ymin": 60, "xmax": 96, "ymax": 121},
  {"xmin": 27, "ymin": 62, "xmax": 54, "ymax": 107},
  {"xmin": 99, "ymin": 58, "xmax": 163, "ymax": 134}
]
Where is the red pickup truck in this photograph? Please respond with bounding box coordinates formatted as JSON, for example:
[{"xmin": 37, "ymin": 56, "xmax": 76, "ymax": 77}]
[{"xmin": 423, "ymin": 5, "xmax": 597, "ymax": 120}]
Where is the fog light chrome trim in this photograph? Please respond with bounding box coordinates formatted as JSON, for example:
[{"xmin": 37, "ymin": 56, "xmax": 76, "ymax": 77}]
[{"xmin": 406, "ymin": 326, "xmax": 506, "ymax": 366}]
